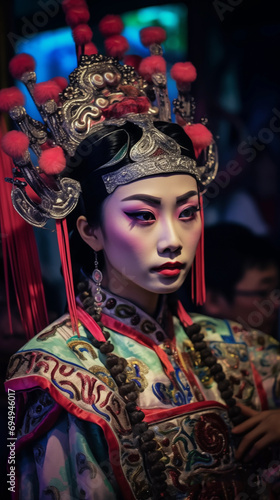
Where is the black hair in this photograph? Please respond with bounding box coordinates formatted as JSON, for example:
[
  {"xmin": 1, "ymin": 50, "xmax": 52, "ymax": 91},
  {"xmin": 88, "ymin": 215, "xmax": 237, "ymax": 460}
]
[
  {"xmin": 67, "ymin": 120, "xmax": 196, "ymax": 288},
  {"xmin": 203, "ymin": 223, "xmax": 280, "ymax": 303}
]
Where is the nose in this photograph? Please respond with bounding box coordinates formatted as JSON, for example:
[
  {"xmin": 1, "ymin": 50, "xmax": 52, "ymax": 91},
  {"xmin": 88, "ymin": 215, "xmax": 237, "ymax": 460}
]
[{"xmin": 157, "ymin": 218, "xmax": 182, "ymax": 254}]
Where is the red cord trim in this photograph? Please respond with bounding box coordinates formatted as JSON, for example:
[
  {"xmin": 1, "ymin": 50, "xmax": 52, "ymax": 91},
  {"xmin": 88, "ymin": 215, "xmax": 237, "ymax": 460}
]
[{"xmin": 56, "ymin": 219, "xmax": 79, "ymax": 335}]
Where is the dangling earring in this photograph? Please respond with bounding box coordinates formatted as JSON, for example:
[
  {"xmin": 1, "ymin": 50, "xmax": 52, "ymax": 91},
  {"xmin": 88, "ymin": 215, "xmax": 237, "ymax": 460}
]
[
  {"xmin": 191, "ymin": 194, "xmax": 206, "ymax": 306},
  {"xmin": 93, "ymin": 251, "xmax": 103, "ymax": 321}
]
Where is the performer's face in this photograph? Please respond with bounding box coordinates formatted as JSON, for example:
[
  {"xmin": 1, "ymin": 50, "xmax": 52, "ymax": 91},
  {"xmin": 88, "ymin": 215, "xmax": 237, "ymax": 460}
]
[{"xmin": 78, "ymin": 175, "xmax": 201, "ymax": 313}]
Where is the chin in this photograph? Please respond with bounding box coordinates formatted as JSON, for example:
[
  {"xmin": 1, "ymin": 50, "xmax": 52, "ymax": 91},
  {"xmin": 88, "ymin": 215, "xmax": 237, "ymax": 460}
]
[{"xmin": 147, "ymin": 278, "xmax": 185, "ymax": 295}]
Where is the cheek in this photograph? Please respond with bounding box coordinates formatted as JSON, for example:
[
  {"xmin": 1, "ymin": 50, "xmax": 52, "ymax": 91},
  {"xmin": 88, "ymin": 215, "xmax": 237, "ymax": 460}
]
[
  {"xmin": 183, "ymin": 222, "xmax": 201, "ymax": 254},
  {"xmin": 102, "ymin": 218, "xmax": 149, "ymax": 258},
  {"xmin": 192, "ymin": 226, "xmax": 202, "ymax": 247}
]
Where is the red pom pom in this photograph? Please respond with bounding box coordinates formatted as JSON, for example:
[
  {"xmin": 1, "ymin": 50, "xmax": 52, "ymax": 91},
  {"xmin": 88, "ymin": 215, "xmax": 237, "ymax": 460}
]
[
  {"xmin": 33, "ymin": 81, "xmax": 61, "ymax": 105},
  {"xmin": 103, "ymin": 96, "xmax": 150, "ymax": 119},
  {"xmin": 140, "ymin": 27, "xmax": 167, "ymax": 47},
  {"xmin": 72, "ymin": 24, "xmax": 93, "ymax": 45},
  {"xmin": 138, "ymin": 56, "xmax": 166, "ymax": 81},
  {"xmin": 1, "ymin": 130, "xmax": 29, "ymax": 160},
  {"xmin": 0, "ymin": 87, "xmax": 25, "ymax": 112},
  {"xmin": 51, "ymin": 77, "xmax": 68, "ymax": 91},
  {"xmin": 39, "ymin": 146, "xmax": 66, "ymax": 175},
  {"xmin": 62, "ymin": 0, "xmax": 87, "ymax": 12},
  {"xmin": 104, "ymin": 35, "xmax": 129, "ymax": 59},
  {"xmin": 9, "ymin": 53, "xmax": 36, "ymax": 80},
  {"xmin": 184, "ymin": 123, "xmax": 213, "ymax": 158},
  {"xmin": 123, "ymin": 55, "xmax": 142, "ymax": 72},
  {"xmin": 170, "ymin": 62, "xmax": 197, "ymax": 89},
  {"xmin": 99, "ymin": 15, "xmax": 124, "ymax": 37},
  {"xmin": 65, "ymin": 6, "xmax": 90, "ymax": 27},
  {"xmin": 84, "ymin": 42, "xmax": 98, "ymax": 55}
]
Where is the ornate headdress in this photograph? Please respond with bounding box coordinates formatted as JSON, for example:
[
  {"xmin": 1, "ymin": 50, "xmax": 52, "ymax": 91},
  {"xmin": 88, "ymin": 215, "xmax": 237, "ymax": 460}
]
[
  {"xmin": 0, "ymin": 2, "xmax": 218, "ymax": 335},
  {"xmin": 0, "ymin": 7, "xmax": 217, "ymax": 227}
]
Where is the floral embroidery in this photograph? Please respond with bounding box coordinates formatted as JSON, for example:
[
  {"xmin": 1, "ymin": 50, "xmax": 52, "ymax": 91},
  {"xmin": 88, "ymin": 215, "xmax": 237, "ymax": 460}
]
[
  {"xmin": 152, "ymin": 381, "xmax": 186, "ymax": 406},
  {"xmin": 152, "ymin": 365, "xmax": 194, "ymax": 406},
  {"xmin": 151, "ymin": 407, "xmax": 235, "ymax": 496},
  {"xmin": 194, "ymin": 413, "xmax": 229, "ymax": 458},
  {"xmin": 89, "ymin": 365, "xmax": 116, "ymax": 390},
  {"xmin": 68, "ymin": 339, "xmax": 97, "ymax": 361},
  {"xmin": 125, "ymin": 358, "xmax": 149, "ymax": 392}
]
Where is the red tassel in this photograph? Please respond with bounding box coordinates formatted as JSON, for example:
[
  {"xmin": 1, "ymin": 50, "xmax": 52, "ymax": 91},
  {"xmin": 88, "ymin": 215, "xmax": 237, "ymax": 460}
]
[
  {"xmin": 176, "ymin": 301, "xmax": 193, "ymax": 327},
  {"xmin": 76, "ymin": 306, "xmax": 106, "ymax": 342},
  {"xmin": 0, "ymin": 116, "xmax": 49, "ymax": 339},
  {"xmin": 56, "ymin": 219, "xmax": 79, "ymax": 336},
  {"xmin": 191, "ymin": 195, "xmax": 206, "ymax": 305}
]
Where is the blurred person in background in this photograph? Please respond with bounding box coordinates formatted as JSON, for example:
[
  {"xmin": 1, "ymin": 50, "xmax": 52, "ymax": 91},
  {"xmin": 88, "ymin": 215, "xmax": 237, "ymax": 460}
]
[{"xmin": 201, "ymin": 223, "xmax": 280, "ymax": 339}]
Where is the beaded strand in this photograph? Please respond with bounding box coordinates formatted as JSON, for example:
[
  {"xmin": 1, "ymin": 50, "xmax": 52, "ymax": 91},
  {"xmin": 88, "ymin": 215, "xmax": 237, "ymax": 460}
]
[{"xmin": 183, "ymin": 323, "xmax": 244, "ymax": 425}]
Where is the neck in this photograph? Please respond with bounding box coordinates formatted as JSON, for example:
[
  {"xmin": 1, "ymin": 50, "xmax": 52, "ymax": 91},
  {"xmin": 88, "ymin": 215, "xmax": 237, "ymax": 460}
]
[{"xmin": 102, "ymin": 268, "xmax": 159, "ymax": 316}]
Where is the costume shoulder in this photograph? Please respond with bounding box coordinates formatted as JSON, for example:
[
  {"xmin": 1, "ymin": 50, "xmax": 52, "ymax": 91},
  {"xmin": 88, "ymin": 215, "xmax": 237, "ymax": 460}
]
[
  {"xmin": 189, "ymin": 312, "xmax": 280, "ymax": 409},
  {"xmin": 5, "ymin": 314, "xmax": 127, "ymax": 436},
  {"xmin": 5, "ymin": 313, "xmax": 114, "ymax": 386},
  {"xmin": 189, "ymin": 311, "xmax": 280, "ymax": 347}
]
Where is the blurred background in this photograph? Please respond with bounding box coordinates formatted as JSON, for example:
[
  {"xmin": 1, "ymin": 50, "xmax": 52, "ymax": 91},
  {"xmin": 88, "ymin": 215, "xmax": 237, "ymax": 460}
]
[{"xmin": 0, "ymin": 0, "xmax": 280, "ymax": 495}]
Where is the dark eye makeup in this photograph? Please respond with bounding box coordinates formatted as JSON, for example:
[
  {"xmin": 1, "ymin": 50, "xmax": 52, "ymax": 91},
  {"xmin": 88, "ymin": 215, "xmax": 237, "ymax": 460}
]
[
  {"xmin": 179, "ymin": 205, "xmax": 200, "ymax": 220},
  {"xmin": 124, "ymin": 205, "xmax": 200, "ymax": 224},
  {"xmin": 124, "ymin": 211, "xmax": 156, "ymax": 222}
]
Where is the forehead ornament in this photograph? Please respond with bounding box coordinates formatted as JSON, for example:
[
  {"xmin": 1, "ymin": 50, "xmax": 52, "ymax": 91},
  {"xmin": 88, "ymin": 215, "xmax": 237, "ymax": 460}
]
[{"xmin": 101, "ymin": 114, "xmax": 198, "ymax": 194}]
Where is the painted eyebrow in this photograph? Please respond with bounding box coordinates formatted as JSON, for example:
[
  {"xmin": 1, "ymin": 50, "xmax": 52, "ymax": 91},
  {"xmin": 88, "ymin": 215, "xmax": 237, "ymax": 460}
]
[
  {"xmin": 176, "ymin": 190, "xmax": 198, "ymax": 204},
  {"xmin": 121, "ymin": 190, "xmax": 198, "ymax": 206}
]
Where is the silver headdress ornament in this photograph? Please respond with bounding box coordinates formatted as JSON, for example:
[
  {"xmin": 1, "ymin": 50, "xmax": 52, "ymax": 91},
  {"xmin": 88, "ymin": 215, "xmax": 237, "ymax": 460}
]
[{"xmin": 0, "ymin": 7, "xmax": 218, "ymax": 228}]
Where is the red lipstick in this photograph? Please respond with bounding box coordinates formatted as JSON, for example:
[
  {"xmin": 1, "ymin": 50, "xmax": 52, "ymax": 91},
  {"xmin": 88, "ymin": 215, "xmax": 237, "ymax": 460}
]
[{"xmin": 152, "ymin": 262, "xmax": 184, "ymax": 277}]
